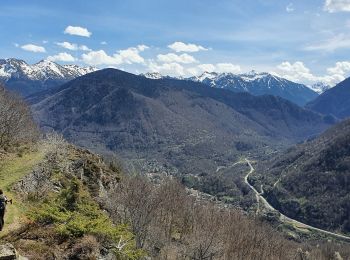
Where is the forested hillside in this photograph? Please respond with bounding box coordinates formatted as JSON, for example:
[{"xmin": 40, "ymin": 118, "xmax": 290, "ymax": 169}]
[{"xmin": 252, "ymin": 119, "xmax": 350, "ymax": 234}]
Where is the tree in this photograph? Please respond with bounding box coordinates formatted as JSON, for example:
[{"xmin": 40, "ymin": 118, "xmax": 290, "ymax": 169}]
[{"xmin": 0, "ymin": 85, "xmax": 38, "ymax": 150}]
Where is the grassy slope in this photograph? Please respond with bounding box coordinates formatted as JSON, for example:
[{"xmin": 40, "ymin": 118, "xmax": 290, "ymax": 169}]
[{"xmin": 0, "ymin": 150, "xmax": 44, "ymax": 237}]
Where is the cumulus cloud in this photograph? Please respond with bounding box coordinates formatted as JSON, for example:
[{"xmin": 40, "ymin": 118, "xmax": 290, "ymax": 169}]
[
  {"xmin": 187, "ymin": 63, "xmax": 241, "ymax": 75},
  {"xmin": 286, "ymin": 3, "xmax": 294, "ymax": 12},
  {"xmin": 82, "ymin": 50, "xmax": 120, "ymax": 65},
  {"xmin": 137, "ymin": 44, "xmax": 149, "ymax": 51},
  {"xmin": 216, "ymin": 63, "xmax": 241, "ymax": 73},
  {"xmin": 275, "ymin": 61, "xmax": 316, "ymax": 82},
  {"xmin": 47, "ymin": 52, "xmax": 76, "ymax": 62},
  {"xmin": 148, "ymin": 61, "xmax": 185, "ymax": 76},
  {"xmin": 274, "ymin": 61, "xmax": 350, "ymax": 86},
  {"xmin": 304, "ymin": 34, "xmax": 350, "ymax": 52},
  {"xmin": 21, "ymin": 44, "xmax": 46, "ymax": 53},
  {"xmin": 56, "ymin": 41, "xmax": 91, "ymax": 51},
  {"xmin": 168, "ymin": 41, "xmax": 208, "ymax": 52},
  {"xmin": 81, "ymin": 45, "xmax": 148, "ymax": 66},
  {"xmin": 64, "ymin": 26, "xmax": 92, "ymax": 37},
  {"xmin": 327, "ymin": 61, "xmax": 350, "ymax": 75},
  {"xmin": 157, "ymin": 53, "xmax": 197, "ymax": 64},
  {"xmin": 100, "ymin": 41, "xmax": 107, "ymax": 45},
  {"xmin": 324, "ymin": 0, "xmax": 350, "ymax": 12}
]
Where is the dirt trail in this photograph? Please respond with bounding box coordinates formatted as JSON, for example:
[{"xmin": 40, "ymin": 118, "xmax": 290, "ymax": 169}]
[{"xmin": 0, "ymin": 151, "xmax": 44, "ymax": 237}]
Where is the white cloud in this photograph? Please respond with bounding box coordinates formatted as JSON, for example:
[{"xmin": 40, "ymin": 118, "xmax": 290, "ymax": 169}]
[
  {"xmin": 304, "ymin": 34, "xmax": 350, "ymax": 52},
  {"xmin": 216, "ymin": 63, "xmax": 241, "ymax": 73},
  {"xmin": 118, "ymin": 47, "xmax": 145, "ymax": 64},
  {"xmin": 64, "ymin": 26, "xmax": 92, "ymax": 37},
  {"xmin": 187, "ymin": 63, "xmax": 241, "ymax": 75},
  {"xmin": 47, "ymin": 52, "xmax": 76, "ymax": 62},
  {"xmin": 21, "ymin": 44, "xmax": 46, "ymax": 53},
  {"xmin": 137, "ymin": 44, "xmax": 149, "ymax": 51},
  {"xmin": 56, "ymin": 41, "xmax": 91, "ymax": 51},
  {"xmin": 79, "ymin": 45, "xmax": 91, "ymax": 51},
  {"xmin": 82, "ymin": 50, "xmax": 122, "ymax": 66},
  {"xmin": 286, "ymin": 3, "xmax": 294, "ymax": 12},
  {"xmin": 275, "ymin": 61, "xmax": 317, "ymax": 83},
  {"xmin": 148, "ymin": 61, "xmax": 185, "ymax": 76},
  {"xmin": 327, "ymin": 61, "xmax": 350, "ymax": 74},
  {"xmin": 81, "ymin": 45, "xmax": 148, "ymax": 66},
  {"xmin": 100, "ymin": 41, "xmax": 107, "ymax": 45},
  {"xmin": 157, "ymin": 53, "xmax": 197, "ymax": 64},
  {"xmin": 274, "ymin": 61, "xmax": 350, "ymax": 86},
  {"xmin": 324, "ymin": 0, "xmax": 350, "ymax": 12},
  {"xmin": 168, "ymin": 41, "xmax": 208, "ymax": 52},
  {"xmin": 197, "ymin": 64, "xmax": 216, "ymax": 72}
]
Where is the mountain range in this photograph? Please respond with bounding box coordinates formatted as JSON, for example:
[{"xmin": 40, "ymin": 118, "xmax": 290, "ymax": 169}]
[
  {"xmin": 0, "ymin": 58, "xmax": 96, "ymax": 96},
  {"xmin": 144, "ymin": 71, "xmax": 320, "ymax": 106},
  {"xmin": 0, "ymin": 58, "xmax": 330, "ymax": 107},
  {"xmin": 29, "ymin": 68, "xmax": 333, "ymax": 176}
]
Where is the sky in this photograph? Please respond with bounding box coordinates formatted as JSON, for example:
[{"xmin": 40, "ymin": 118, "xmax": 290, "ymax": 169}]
[{"xmin": 0, "ymin": 0, "xmax": 350, "ymax": 86}]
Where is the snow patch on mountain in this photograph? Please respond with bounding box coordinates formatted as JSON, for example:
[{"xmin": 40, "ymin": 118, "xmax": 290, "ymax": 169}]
[
  {"xmin": 309, "ymin": 82, "xmax": 332, "ymax": 94},
  {"xmin": 141, "ymin": 72, "xmax": 164, "ymax": 79},
  {"xmin": 186, "ymin": 70, "xmax": 319, "ymax": 106},
  {"xmin": 0, "ymin": 58, "xmax": 97, "ymax": 82}
]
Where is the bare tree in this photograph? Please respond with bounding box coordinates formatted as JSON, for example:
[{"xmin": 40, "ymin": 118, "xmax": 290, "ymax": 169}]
[{"xmin": 0, "ymin": 85, "xmax": 38, "ymax": 150}]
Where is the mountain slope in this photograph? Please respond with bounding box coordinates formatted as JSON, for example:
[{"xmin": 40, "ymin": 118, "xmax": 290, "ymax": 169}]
[
  {"xmin": 306, "ymin": 77, "xmax": 350, "ymax": 119},
  {"xmin": 253, "ymin": 119, "xmax": 350, "ymax": 234},
  {"xmin": 30, "ymin": 69, "xmax": 332, "ymax": 176},
  {"xmin": 189, "ymin": 71, "xmax": 318, "ymax": 106},
  {"xmin": 0, "ymin": 58, "xmax": 96, "ymax": 96}
]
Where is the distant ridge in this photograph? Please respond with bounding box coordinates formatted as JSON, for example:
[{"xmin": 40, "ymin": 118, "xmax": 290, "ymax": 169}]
[
  {"xmin": 31, "ymin": 68, "xmax": 332, "ymax": 176},
  {"xmin": 0, "ymin": 58, "xmax": 97, "ymax": 96}
]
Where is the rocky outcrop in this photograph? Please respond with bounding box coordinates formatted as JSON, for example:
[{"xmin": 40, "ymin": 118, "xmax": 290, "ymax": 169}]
[{"xmin": 0, "ymin": 243, "xmax": 17, "ymax": 260}]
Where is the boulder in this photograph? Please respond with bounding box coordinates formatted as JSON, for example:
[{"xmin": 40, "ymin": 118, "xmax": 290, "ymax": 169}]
[{"xmin": 0, "ymin": 243, "xmax": 17, "ymax": 260}]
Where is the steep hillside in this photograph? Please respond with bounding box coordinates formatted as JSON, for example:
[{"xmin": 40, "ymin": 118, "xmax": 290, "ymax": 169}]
[
  {"xmin": 3, "ymin": 139, "xmax": 350, "ymax": 259},
  {"xmin": 188, "ymin": 71, "xmax": 318, "ymax": 106},
  {"xmin": 306, "ymin": 77, "xmax": 350, "ymax": 119},
  {"xmin": 30, "ymin": 69, "xmax": 332, "ymax": 176},
  {"xmin": 252, "ymin": 119, "xmax": 350, "ymax": 234},
  {"xmin": 0, "ymin": 58, "xmax": 96, "ymax": 96}
]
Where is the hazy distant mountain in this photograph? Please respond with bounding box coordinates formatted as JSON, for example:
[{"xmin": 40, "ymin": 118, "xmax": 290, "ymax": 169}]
[
  {"xmin": 30, "ymin": 69, "xmax": 332, "ymax": 176},
  {"xmin": 309, "ymin": 82, "xmax": 331, "ymax": 94},
  {"xmin": 0, "ymin": 58, "xmax": 97, "ymax": 96},
  {"xmin": 306, "ymin": 77, "xmax": 350, "ymax": 119},
  {"xmin": 253, "ymin": 119, "xmax": 350, "ymax": 234},
  {"xmin": 188, "ymin": 70, "xmax": 318, "ymax": 106}
]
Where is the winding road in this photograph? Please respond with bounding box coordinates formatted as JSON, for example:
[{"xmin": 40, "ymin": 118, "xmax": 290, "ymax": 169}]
[{"xmin": 243, "ymin": 159, "xmax": 350, "ymax": 242}]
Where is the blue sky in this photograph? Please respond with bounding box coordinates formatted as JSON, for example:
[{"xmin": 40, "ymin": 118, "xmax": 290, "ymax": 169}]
[{"xmin": 1, "ymin": 0, "xmax": 350, "ymax": 85}]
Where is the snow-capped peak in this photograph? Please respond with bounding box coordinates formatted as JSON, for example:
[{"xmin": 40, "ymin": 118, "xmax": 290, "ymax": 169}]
[
  {"xmin": 0, "ymin": 58, "xmax": 97, "ymax": 82},
  {"xmin": 141, "ymin": 72, "xmax": 164, "ymax": 79},
  {"xmin": 309, "ymin": 82, "xmax": 331, "ymax": 94}
]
